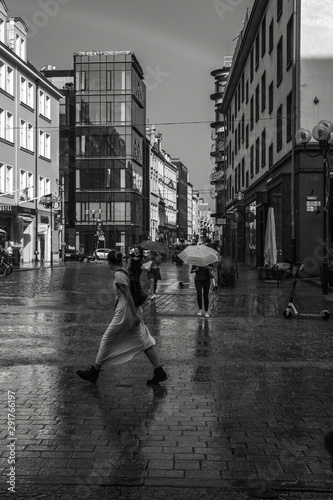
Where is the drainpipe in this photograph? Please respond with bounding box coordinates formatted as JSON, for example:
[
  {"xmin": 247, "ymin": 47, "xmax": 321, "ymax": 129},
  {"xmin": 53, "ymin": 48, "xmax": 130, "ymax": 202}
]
[
  {"xmin": 34, "ymin": 79, "xmax": 40, "ymax": 262},
  {"xmin": 291, "ymin": 0, "xmax": 300, "ymax": 264}
]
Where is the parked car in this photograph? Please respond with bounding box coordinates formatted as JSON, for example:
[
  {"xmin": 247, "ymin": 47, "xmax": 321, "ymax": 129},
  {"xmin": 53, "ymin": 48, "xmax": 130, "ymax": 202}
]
[
  {"xmin": 64, "ymin": 248, "xmax": 89, "ymax": 263},
  {"xmin": 94, "ymin": 248, "xmax": 112, "ymax": 260}
]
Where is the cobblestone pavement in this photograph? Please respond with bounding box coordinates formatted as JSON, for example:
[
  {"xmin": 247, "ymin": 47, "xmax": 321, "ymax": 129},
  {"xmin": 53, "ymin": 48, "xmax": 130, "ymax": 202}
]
[{"xmin": 1, "ymin": 261, "xmax": 333, "ymax": 499}]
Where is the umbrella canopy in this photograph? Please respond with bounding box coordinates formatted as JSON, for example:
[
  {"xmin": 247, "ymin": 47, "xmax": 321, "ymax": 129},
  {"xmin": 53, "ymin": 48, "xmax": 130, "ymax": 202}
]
[
  {"xmin": 139, "ymin": 240, "xmax": 167, "ymax": 254},
  {"xmin": 178, "ymin": 245, "xmax": 219, "ymax": 267},
  {"xmin": 264, "ymin": 207, "xmax": 277, "ymax": 267}
]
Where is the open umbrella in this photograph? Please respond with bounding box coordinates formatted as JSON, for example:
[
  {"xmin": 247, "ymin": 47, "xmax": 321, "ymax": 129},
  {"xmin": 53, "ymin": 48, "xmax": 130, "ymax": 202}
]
[
  {"xmin": 139, "ymin": 240, "xmax": 168, "ymax": 254},
  {"xmin": 178, "ymin": 245, "xmax": 219, "ymax": 267},
  {"xmin": 264, "ymin": 207, "xmax": 277, "ymax": 267}
]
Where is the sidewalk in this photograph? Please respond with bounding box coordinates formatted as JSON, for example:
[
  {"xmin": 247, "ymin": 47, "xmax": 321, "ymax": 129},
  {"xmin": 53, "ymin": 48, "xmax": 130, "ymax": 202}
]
[{"xmin": 1, "ymin": 262, "xmax": 333, "ymax": 499}]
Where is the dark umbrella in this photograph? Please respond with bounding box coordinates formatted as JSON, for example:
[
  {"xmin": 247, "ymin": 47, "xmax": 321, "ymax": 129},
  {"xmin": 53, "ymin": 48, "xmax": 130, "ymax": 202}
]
[{"xmin": 139, "ymin": 241, "xmax": 168, "ymax": 254}]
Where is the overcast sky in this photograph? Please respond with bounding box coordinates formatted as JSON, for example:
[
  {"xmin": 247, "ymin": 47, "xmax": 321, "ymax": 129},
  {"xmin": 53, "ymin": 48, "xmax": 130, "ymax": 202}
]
[{"xmin": 8, "ymin": 0, "xmax": 253, "ymax": 207}]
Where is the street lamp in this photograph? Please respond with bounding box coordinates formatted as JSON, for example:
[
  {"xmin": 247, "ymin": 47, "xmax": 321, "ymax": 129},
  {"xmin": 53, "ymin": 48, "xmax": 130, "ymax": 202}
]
[{"xmin": 295, "ymin": 119, "xmax": 333, "ymax": 294}]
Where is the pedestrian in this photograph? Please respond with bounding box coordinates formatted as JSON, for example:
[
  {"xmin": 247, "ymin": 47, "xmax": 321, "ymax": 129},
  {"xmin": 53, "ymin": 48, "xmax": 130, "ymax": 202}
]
[
  {"xmin": 76, "ymin": 250, "xmax": 167, "ymax": 385},
  {"xmin": 146, "ymin": 251, "xmax": 163, "ymax": 300},
  {"xmin": 191, "ymin": 265, "xmax": 214, "ymax": 318},
  {"xmin": 127, "ymin": 247, "xmax": 143, "ymax": 281}
]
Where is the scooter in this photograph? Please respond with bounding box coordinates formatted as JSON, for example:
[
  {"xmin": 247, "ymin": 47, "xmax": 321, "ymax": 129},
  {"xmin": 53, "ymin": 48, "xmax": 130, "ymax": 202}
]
[{"xmin": 283, "ymin": 262, "xmax": 330, "ymax": 320}]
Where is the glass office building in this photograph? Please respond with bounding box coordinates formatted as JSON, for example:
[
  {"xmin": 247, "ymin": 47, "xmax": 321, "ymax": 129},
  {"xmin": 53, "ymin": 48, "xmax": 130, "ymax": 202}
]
[{"xmin": 70, "ymin": 51, "xmax": 147, "ymax": 254}]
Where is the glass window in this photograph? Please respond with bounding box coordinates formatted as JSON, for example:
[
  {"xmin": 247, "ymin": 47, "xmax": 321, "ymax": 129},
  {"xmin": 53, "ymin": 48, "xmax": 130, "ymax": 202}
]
[
  {"xmin": 6, "ymin": 165, "xmax": 13, "ymax": 193},
  {"xmin": 261, "ymin": 15, "xmax": 266, "ymax": 57},
  {"xmin": 0, "ymin": 162, "xmax": 4, "ymax": 192},
  {"xmin": 261, "ymin": 129, "xmax": 266, "ymax": 167},
  {"xmin": 286, "ymin": 91, "xmax": 293, "ymax": 142},
  {"xmin": 269, "ymin": 19, "xmax": 274, "ymax": 53},
  {"xmin": 6, "ymin": 112, "xmax": 13, "ymax": 142},
  {"xmin": 276, "ymin": 104, "xmax": 283, "ymax": 151},
  {"xmin": 6, "ymin": 66, "xmax": 13, "ymax": 95},
  {"xmin": 261, "ymin": 71, "xmax": 266, "ymax": 111},
  {"xmin": 255, "ymin": 137, "xmax": 260, "ymax": 173},
  {"xmin": 269, "ymin": 81, "xmax": 274, "ymax": 114},
  {"xmin": 277, "ymin": 36, "xmax": 283, "ymax": 86},
  {"xmin": 286, "ymin": 15, "xmax": 294, "ymax": 69}
]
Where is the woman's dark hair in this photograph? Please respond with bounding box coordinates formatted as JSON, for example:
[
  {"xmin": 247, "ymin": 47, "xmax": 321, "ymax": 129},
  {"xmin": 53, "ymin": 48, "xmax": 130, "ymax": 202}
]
[{"xmin": 107, "ymin": 250, "xmax": 124, "ymax": 264}]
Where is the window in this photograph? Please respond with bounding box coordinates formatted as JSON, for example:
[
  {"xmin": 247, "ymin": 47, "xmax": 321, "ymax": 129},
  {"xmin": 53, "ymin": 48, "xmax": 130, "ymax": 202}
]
[
  {"xmin": 250, "ymin": 47, "xmax": 254, "ymax": 82},
  {"xmin": 235, "ymin": 128, "xmax": 238, "ymax": 154},
  {"xmin": 20, "ymin": 169, "xmax": 27, "ymax": 198},
  {"xmin": 241, "ymin": 114, "xmax": 245, "ymax": 144},
  {"xmin": 269, "ymin": 19, "xmax": 274, "ymax": 53},
  {"xmin": 241, "ymin": 158, "xmax": 245, "ymax": 187},
  {"xmin": 27, "ymin": 82, "xmax": 34, "ymax": 108},
  {"xmin": 261, "ymin": 15, "xmax": 266, "ymax": 57},
  {"xmin": 250, "ymin": 145, "xmax": 254, "ymax": 178},
  {"xmin": 286, "ymin": 91, "xmax": 293, "ymax": 142},
  {"xmin": 20, "ymin": 77, "xmax": 26, "ymax": 103},
  {"xmin": 269, "ymin": 144, "xmax": 274, "ymax": 169},
  {"xmin": 277, "ymin": 36, "xmax": 283, "ymax": 86},
  {"xmin": 250, "ymin": 96, "xmax": 254, "ymax": 130},
  {"xmin": 246, "ymin": 124, "xmax": 249, "ymax": 149},
  {"xmin": 269, "ymin": 81, "xmax": 274, "ymax": 114},
  {"xmin": 20, "ymin": 119, "xmax": 26, "ymax": 148},
  {"xmin": 255, "ymin": 33, "xmax": 260, "ymax": 70},
  {"xmin": 27, "ymin": 172, "xmax": 33, "ymax": 200},
  {"xmin": 0, "ymin": 162, "xmax": 4, "ymax": 192},
  {"xmin": 241, "ymin": 73, "xmax": 245, "ymax": 102},
  {"xmin": 255, "ymin": 137, "xmax": 260, "ymax": 173},
  {"xmin": 6, "ymin": 112, "xmax": 13, "ymax": 142},
  {"xmin": 261, "ymin": 129, "xmax": 266, "ymax": 167},
  {"xmin": 234, "ymin": 90, "xmax": 237, "ymax": 118},
  {"xmin": 0, "ymin": 61, "xmax": 4, "ymax": 89},
  {"xmin": 286, "ymin": 15, "xmax": 294, "ymax": 69},
  {"xmin": 6, "ymin": 66, "xmax": 13, "ymax": 95},
  {"xmin": 255, "ymin": 85, "xmax": 259, "ymax": 122},
  {"xmin": 39, "ymin": 91, "xmax": 51, "ymax": 119},
  {"xmin": 39, "ymin": 130, "xmax": 51, "ymax": 159},
  {"xmin": 0, "ymin": 107, "xmax": 5, "ymax": 138},
  {"xmin": 261, "ymin": 71, "xmax": 266, "ymax": 111},
  {"xmin": 276, "ymin": 104, "xmax": 283, "ymax": 151},
  {"xmin": 39, "ymin": 176, "xmax": 44, "ymax": 198},
  {"xmin": 277, "ymin": 0, "xmax": 283, "ymax": 21},
  {"xmin": 246, "ymin": 80, "xmax": 249, "ymax": 103},
  {"xmin": 0, "ymin": 18, "xmax": 4, "ymax": 43},
  {"xmin": 20, "ymin": 119, "xmax": 34, "ymax": 150}
]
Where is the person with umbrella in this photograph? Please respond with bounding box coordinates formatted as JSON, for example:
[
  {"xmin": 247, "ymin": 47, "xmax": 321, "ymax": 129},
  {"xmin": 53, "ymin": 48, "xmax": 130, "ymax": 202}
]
[
  {"xmin": 177, "ymin": 244, "xmax": 219, "ymax": 318},
  {"xmin": 191, "ymin": 264, "xmax": 214, "ymax": 317}
]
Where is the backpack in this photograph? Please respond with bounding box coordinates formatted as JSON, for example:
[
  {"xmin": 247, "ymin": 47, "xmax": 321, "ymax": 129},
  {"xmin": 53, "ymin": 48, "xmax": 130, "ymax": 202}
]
[{"xmin": 117, "ymin": 269, "xmax": 147, "ymax": 307}]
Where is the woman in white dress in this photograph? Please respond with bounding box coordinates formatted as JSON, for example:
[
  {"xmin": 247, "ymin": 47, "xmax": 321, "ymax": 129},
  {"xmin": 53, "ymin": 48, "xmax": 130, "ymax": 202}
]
[{"xmin": 76, "ymin": 250, "xmax": 167, "ymax": 385}]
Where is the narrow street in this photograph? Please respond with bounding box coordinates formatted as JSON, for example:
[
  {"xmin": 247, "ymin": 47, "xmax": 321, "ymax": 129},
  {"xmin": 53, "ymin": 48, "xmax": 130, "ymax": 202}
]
[{"xmin": 1, "ymin": 261, "xmax": 333, "ymax": 499}]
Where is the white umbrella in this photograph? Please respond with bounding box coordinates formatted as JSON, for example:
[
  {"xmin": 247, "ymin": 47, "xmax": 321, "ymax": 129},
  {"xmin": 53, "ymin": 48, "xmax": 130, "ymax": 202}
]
[
  {"xmin": 178, "ymin": 245, "xmax": 219, "ymax": 267},
  {"xmin": 264, "ymin": 207, "xmax": 277, "ymax": 267}
]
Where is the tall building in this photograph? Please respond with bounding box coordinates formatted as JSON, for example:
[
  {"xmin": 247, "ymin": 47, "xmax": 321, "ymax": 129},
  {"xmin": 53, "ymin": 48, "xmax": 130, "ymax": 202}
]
[
  {"xmin": 0, "ymin": 1, "xmax": 62, "ymax": 263},
  {"xmin": 146, "ymin": 125, "xmax": 177, "ymax": 246},
  {"xmin": 44, "ymin": 50, "xmax": 147, "ymax": 255},
  {"xmin": 214, "ymin": 0, "xmax": 333, "ymax": 275},
  {"xmin": 172, "ymin": 159, "xmax": 189, "ymax": 242}
]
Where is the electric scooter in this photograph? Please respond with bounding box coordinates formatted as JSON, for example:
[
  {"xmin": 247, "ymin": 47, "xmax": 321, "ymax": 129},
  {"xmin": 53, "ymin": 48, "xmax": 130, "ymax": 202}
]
[{"xmin": 283, "ymin": 262, "xmax": 330, "ymax": 320}]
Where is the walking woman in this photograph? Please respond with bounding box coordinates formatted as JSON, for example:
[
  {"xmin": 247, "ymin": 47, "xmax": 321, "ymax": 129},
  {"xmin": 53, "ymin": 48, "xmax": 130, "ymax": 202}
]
[
  {"xmin": 146, "ymin": 251, "xmax": 163, "ymax": 300},
  {"xmin": 76, "ymin": 250, "xmax": 167, "ymax": 385},
  {"xmin": 191, "ymin": 265, "xmax": 214, "ymax": 318}
]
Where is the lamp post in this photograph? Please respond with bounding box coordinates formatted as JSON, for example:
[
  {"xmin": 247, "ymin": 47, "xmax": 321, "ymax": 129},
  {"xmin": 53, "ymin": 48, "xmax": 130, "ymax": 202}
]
[{"xmin": 295, "ymin": 120, "xmax": 333, "ymax": 294}]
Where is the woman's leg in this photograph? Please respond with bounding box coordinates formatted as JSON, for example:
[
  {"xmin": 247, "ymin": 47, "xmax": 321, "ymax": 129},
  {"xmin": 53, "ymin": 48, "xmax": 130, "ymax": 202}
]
[
  {"xmin": 144, "ymin": 346, "xmax": 167, "ymax": 385},
  {"xmin": 203, "ymin": 279, "xmax": 210, "ymax": 312},
  {"xmin": 153, "ymin": 278, "xmax": 158, "ymax": 294},
  {"xmin": 149, "ymin": 277, "xmax": 155, "ymax": 296},
  {"xmin": 195, "ymin": 280, "xmax": 203, "ymax": 310}
]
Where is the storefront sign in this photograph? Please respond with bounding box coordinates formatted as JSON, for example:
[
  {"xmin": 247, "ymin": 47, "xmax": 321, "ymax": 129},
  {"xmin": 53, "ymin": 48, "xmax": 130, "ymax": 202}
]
[
  {"xmin": 0, "ymin": 205, "xmax": 13, "ymax": 212},
  {"xmin": 306, "ymin": 196, "xmax": 321, "ymax": 212},
  {"xmin": 210, "ymin": 170, "xmax": 224, "ymax": 181}
]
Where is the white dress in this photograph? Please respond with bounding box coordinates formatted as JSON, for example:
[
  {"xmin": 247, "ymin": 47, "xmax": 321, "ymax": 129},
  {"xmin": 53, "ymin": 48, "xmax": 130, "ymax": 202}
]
[{"xmin": 95, "ymin": 270, "xmax": 155, "ymax": 365}]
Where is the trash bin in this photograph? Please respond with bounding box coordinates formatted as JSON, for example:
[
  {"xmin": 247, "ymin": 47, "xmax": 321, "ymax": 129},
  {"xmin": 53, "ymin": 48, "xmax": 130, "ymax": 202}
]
[{"xmin": 12, "ymin": 248, "xmax": 20, "ymax": 266}]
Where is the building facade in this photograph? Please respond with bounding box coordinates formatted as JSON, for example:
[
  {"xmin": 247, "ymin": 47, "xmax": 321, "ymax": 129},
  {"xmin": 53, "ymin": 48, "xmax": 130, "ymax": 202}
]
[
  {"xmin": 0, "ymin": 1, "xmax": 62, "ymax": 263},
  {"xmin": 213, "ymin": 0, "xmax": 333, "ymax": 274},
  {"xmin": 146, "ymin": 125, "xmax": 177, "ymax": 246},
  {"xmin": 45, "ymin": 51, "xmax": 147, "ymax": 255}
]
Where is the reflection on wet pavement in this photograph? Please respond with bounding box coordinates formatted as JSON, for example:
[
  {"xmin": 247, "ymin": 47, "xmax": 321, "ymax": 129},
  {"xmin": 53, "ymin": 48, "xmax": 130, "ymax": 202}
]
[{"xmin": 0, "ymin": 262, "xmax": 333, "ymax": 497}]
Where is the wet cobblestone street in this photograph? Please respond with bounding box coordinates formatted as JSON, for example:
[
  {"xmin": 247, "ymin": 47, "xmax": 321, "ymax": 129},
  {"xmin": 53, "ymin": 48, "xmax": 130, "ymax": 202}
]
[{"xmin": 1, "ymin": 261, "xmax": 333, "ymax": 499}]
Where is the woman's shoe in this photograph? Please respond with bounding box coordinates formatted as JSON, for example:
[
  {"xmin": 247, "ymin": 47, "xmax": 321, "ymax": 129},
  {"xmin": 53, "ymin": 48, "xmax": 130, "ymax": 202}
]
[
  {"xmin": 205, "ymin": 312, "xmax": 210, "ymax": 318},
  {"xmin": 147, "ymin": 366, "xmax": 167, "ymax": 385},
  {"xmin": 76, "ymin": 365, "xmax": 100, "ymax": 383},
  {"xmin": 197, "ymin": 310, "xmax": 203, "ymax": 316}
]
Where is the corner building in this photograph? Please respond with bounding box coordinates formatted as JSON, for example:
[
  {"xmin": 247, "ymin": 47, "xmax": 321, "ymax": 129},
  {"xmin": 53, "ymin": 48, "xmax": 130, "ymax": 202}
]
[{"xmin": 217, "ymin": 0, "xmax": 333, "ymax": 274}]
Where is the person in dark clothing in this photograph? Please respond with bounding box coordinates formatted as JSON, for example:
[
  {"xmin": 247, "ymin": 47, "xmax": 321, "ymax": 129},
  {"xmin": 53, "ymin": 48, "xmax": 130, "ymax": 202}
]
[
  {"xmin": 127, "ymin": 247, "xmax": 143, "ymax": 281},
  {"xmin": 191, "ymin": 265, "xmax": 214, "ymax": 318}
]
